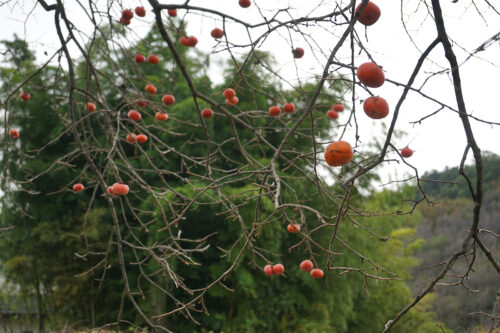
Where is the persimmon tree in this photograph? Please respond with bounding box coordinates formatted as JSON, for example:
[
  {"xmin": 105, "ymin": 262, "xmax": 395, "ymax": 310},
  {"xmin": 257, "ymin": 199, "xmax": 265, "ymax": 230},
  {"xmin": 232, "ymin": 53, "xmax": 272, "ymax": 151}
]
[{"xmin": 1, "ymin": 0, "xmax": 499, "ymax": 332}]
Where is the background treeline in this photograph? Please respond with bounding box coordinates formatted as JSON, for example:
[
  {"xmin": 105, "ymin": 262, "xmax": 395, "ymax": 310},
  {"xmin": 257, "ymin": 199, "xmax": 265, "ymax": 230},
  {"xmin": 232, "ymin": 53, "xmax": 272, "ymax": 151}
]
[{"xmin": 412, "ymin": 153, "xmax": 500, "ymax": 332}]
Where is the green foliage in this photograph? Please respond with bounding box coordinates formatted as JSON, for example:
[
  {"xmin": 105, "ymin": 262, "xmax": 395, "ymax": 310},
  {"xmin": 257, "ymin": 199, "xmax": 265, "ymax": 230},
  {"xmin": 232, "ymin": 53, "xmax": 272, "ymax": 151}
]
[
  {"xmin": 340, "ymin": 187, "xmax": 449, "ymax": 333},
  {"xmin": 413, "ymin": 160, "xmax": 500, "ymax": 332},
  {"xmin": 0, "ymin": 35, "xmax": 129, "ymax": 329},
  {"xmin": 0, "ymin": 24, "xmax": 449, "ymax": 333},
  {"xmin": 422, "ymin": 151, "xmax": 500, "ymax": 199}
]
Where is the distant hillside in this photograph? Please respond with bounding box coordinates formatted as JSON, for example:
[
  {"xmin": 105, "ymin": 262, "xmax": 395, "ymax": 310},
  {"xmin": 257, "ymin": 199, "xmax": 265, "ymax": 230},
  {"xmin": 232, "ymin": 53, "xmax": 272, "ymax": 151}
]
[
  {"xmin": 413, "ymin": 152, "xmax": 500, "ymax": 332},
  {"xmin": 421, "ymin": 152, "xmax": 500, "ymax": 200}
]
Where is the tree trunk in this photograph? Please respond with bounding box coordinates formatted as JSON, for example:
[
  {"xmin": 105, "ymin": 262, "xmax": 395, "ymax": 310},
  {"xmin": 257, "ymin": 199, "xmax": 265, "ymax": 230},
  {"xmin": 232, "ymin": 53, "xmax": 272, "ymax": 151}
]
[{"xmin": 32, "ymin": 259, "xmax": 44, "ymax": 333}]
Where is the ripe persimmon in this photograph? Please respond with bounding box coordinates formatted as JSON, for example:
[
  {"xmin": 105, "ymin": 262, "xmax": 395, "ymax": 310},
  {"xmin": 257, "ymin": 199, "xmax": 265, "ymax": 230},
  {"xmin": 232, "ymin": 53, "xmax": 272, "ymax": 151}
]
[
  {"xmin": 135, "ymin": 54, "xmax": 145, "ymax": 63},
  {"xmin": 310, "ymin": 268, "xmax": 324, "ymax": 279},
  {"xmin": 9, "ymin": 129, "xmax": 19, "ymax": 139},
  {"xmin": 269, "ymin": 106, "xmax": 281, "ymax": 117},
  {"xmin": 332, "ymin": 103, "xmax": 344, "ymax": 112},
  {"xmin": 300, "ymin": 260, "xmax": 313, "ymax": 272},
  {"xmin": 145, "ymin": 84, "xmax": 157, "ymax": 94},
  {"xmin": 225, "ymin": 97, "xmax": 239, "ymax": 106},
  {"xmin": 126, "ymin": 134, "xmax": 137, "ymax": 144},
  {"xmin": 211, "ymin": 28, "xmax": 224, "ymax": 39},
  {"xmin": 180, "ymin": 36, "xmax": 190, "ymax": 46},
  {"xmin": 19, "ymin": 91, "xmax": 30, "ymax": 101},
  {"xmin": 264, "ymin": 264, "xmax": 273, "ymax": 276},
  {"xmin": 73, "ymin": 183, "xmax": 84, "ymax": 192},
  {"xmin": 112, "ymin": 183, "xmax": 129, "ymax": 195},
  {"xmin": 363, "ymin": 96, "xmax": 389, "ymax": 119},
  {"xmin": 168, "ymin": 9, "xmax": 177, "ymax": 17},
  {"xmin": 223, "ymin": 88, "xmax": 236, "ymax": 99},
  {"xmin": 136, "ymin": 134, "xmax": 148, "ymax": 144},
  {"xmin": 86, "ymin": 102, "xmax": 96, "ymax": 112},
  {"xmin": 135, "ymin": 7, "xmax": 146, "ymax": 17},
  {"xmin": 128, "ymin": 110, "xmax": 142, "ymax": 121},
  {"xmin": 201, "ymin": 108, "xmax": 213, "ymax": 119},
  {"xmin": 162, "ymin": 94, "xmax": 175, "ymax": 105},
  {"xmin": 155, "ymin": 112, "xmax": 168, "ymax": 121},
  {"xmin": 324, "ymin": 141, "xmax": 353, "ymax": 167},
  {"xmin": 357, "ymin": 62, "xmax": 385, "ymax": 88},
  {"xmin": 239, "ymin": 0, "xmax": 251, "ymax": 8},
  {"xmin": 293, "ymin": 47, "xmax": 304, "ymax": 58},
  {"xmin": 147, "ymin": 54, "xmax": 160, "ymax": 64},
  {"xmin": 119, "ymin": 17, "xmax": 131, "ymax": 26},
  {"xmin": 283, "ymin": 103, "xmax": 295, "ymax": 113},
  {"xmin": 272, "ymin": 264, "xmax": 284, "ymax": 275},
  {"xmin": 326, "ymin": 110, "xmax": 339, "ymax": 119},
  {"xmin": 230, "ymin": 97, "xmax": 239, "ymax": 105},
  {"xmin": 122, "ymin": 9, "xmax": 133, "ymax": 20},
  {"xmin": 187, "ymin": 36, "xmax": 198, "ymax": 47},
  {"xmin": 287, "ymin": 224, "xmax": 300, "ymax": 233},
  {"xmin": 355, "ymin": 1, "xmax": 381, "ymax": 26},
  {"xmin": 401, "ymin": 147, "xmax": 413, "ymax": 158}
]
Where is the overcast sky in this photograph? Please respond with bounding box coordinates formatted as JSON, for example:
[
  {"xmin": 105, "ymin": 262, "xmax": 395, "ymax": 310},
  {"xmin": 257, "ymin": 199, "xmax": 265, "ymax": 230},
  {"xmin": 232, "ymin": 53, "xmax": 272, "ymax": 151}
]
[{"xmin": 1, "ymin": 0, "xmax": 499, "ymax": 187}]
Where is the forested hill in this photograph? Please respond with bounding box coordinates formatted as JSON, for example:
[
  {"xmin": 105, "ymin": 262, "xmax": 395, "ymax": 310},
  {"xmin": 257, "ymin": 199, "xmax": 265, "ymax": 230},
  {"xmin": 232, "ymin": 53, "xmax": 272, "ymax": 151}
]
[
  {"xmin": 413, "ymin": 152, "xmax": 500, "ymax": 332},
  {"xmin": 421, "ymin": 152, "xmax": 500, "ymax": 199}
]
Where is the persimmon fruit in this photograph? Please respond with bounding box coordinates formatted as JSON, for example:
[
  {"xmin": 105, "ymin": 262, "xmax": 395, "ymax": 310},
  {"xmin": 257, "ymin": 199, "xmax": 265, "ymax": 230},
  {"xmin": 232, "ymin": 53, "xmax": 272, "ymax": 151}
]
[
  {"xmin": 293, "ymin": 47, "xmax": 304, "ymax": 58},
  {"xmin": 180, "ymin": 36, "xmax": 189, "ymax": 46},
  {"xmin": 147, "ymin": 54, "xmax": 160, "ymax": 64},
  {"xmin": 187, "ymin": 36, "xmax": 198, "ymax": 47},
  {"xmin": 269, "ymin": 106, "xmax": 281, "ymax": 117},
  {"xmin": 264, "ymin": 264, "xmax": 273, "ymax": 276},
  {"xmin": 145, "ymin": 84, "xmax": 157, "ymax": 94},
  {"xmin": 287, "ymin": 224, "xmax": 301, "ymax": 234},
  {"xmin": 162, "ymin": 94, "xmax": 175, "ymax": 105},
  {"xmin": 272, "ymin": 264, "xmax": 284, "ymax": 275},
  {"xmin": 300, "ymin": 260, "xmax": 313, "ymax": 272},
  {"xmin": 363, "ymin": 96, "xmax": 389, "ymax": 119},
  {"xmin": 310, "ymin": 268, "xmax": 324, "ymax": 279},
  {"xmin": 230, "ymin": 96, "xmax": 239, "ymax": 105},
  {"xmin": 119, "ymin": 17, "xmax": 131, "ymax": 25},
  {"xmin": 128, "ymin": 110, "xmax": 142, "ymax": 121},
  {"xmin": 332, "ymin": 103, "xmax": 344, "ymax": 112},
  {"xmin": 324, "ymin": 141, "xmax": 353, "ymax": 167},
  {"xmin": 126, "ymin": 134, "xmax": 137, "ymax": 144},
  {"xmin": 211, "ymin": 28, "xmax": 224, "ymax": 39},
  {"xmin": 112, "ymin": 183, "xmax": 129, "ymax": 195},
  {"xmin": 357, "ymin": 62, "xmax": 385, "ymax": 88},
  {"xmin": 225, "ymin": 97, "xmax": 239, "ymax": 106},
  {"xmin": 86, "ymin": 102, "xmax": 96, "ymax": 112},
  {"xmin": 223, "ymin": 88, "xmax": 236, "ymax": 99},
  {"xmin": 155, "ymin": 112, "xmax": 168, "ymax": 121},
  {"xmin": 135, "ymin": 54, "xmax": 145, "ymax": 63},
  {"xmin": 9, "ymin": 129, "xmax": 19, "ymax": 139},
  {"xmin": 135, "ymin": 7, "xmax": 146, "ymax": 17},
  {"xmin": 122, "ymin": 9, "xmax": 133, "ymax": 20},
  {"xmin": 401, "ymin": 147, "xmax": 413, "ymax": 158},
  {"xmin": 136, "ymin": 134, "xmax": 148, "ymax": 144},
  {"xmin": 355, "ymin": 1, "xmax": 381, "ymax": 26},
  {"xmin": 326, "ymin": 110, "xmax": 339, "ymax": 119},
  {"xmin": 168, "ymin": 9, "xmax": 177, "ymax": 17},
  {"xmin": 73, "ymin": 183, "xmax": 84, "ymax": 192},
  {"xmin": 19, "ymin": 91, "xmax": 30, "ymax": 101},
  {"xmin": 283, "ymin": 103, "xmax": 295, "ymax": 113},
  {"xmin": 201, "ymin": 108, "xmax": 213, "ymax": 119},
  {"xmin": 239, "ymin": 0, "xmax": 251, "ymax": 8}
]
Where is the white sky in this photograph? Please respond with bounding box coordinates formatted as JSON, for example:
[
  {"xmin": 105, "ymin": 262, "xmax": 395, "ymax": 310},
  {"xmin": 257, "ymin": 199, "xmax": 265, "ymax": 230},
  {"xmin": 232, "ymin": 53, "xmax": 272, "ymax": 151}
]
[{"xmin": 1, "ymin": 0, "xmax": 500, "ymax": 187}]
